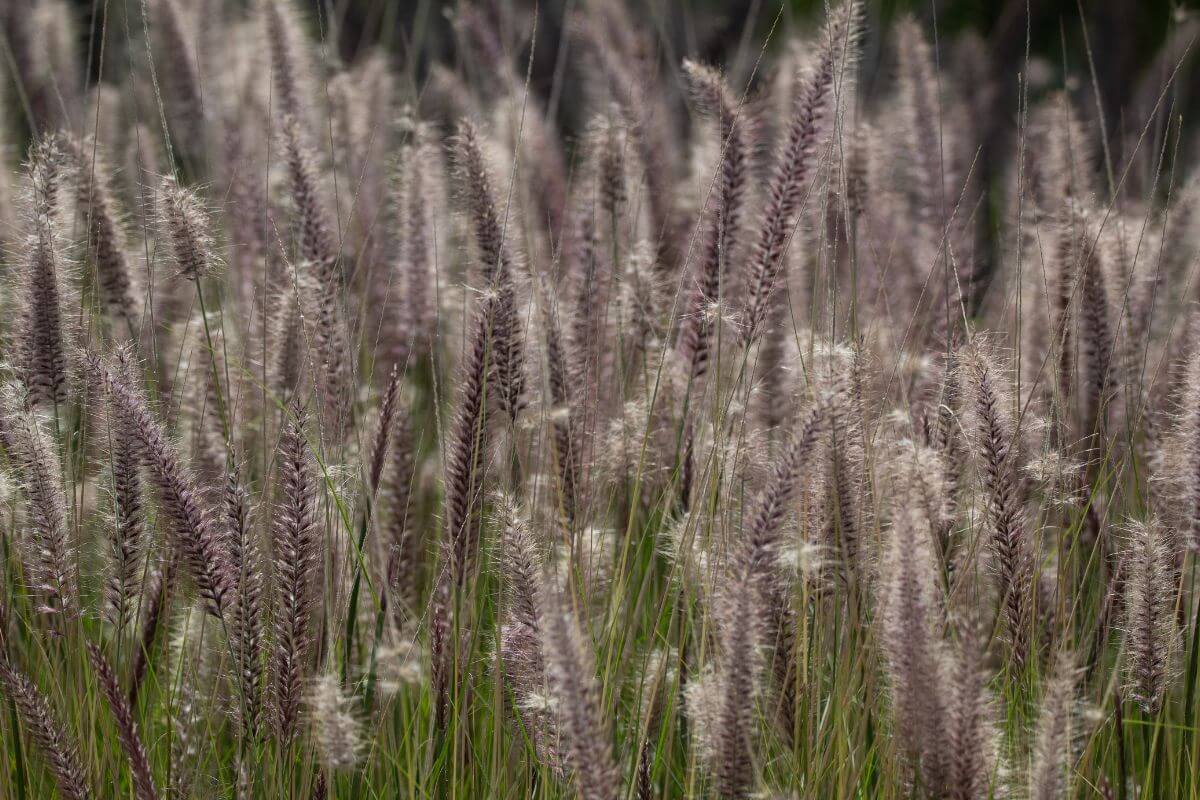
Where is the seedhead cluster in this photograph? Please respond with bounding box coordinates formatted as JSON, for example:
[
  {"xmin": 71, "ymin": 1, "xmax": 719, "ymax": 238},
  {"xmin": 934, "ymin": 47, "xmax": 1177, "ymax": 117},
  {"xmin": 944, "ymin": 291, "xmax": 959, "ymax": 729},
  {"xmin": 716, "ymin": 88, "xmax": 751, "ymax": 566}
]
[{"xmin": 0, "ymin": 0, "xmax": 1197, "ymax": 797}]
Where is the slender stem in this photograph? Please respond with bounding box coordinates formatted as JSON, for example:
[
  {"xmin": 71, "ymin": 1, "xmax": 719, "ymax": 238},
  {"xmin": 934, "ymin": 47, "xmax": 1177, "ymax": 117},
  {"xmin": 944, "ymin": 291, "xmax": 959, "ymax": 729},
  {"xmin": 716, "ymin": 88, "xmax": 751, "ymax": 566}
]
[{"xmin": 194, "ymin": 278, "xmax": 232, "ymax": 445}]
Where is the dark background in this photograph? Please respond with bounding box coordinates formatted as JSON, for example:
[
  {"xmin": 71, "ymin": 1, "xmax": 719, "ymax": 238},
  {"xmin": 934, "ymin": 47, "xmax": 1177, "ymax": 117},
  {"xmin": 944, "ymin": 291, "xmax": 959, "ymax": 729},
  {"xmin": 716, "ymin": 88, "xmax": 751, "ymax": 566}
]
[
  {"xmin": 42, "ymin": 0, "xmax": 1200, "ymax": 204},
  {"xmin": 305, "ymin": 0, "xmax": 1199, "ymax": 134},
  {"xmin": 58, "ymin": 1, "xmax": 1198, "ymax": 127},
  {"xmin": 330, "ymin": 0, "xmax": 1200, "ymax": 201}
]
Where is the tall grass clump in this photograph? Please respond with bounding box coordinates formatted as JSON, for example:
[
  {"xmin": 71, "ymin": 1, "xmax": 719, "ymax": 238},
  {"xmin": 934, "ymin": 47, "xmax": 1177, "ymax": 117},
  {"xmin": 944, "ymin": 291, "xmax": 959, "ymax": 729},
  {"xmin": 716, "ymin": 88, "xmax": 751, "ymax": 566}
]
[{"xmin": 1, "ymin": 1, "xmax": 1199, "ymax": 797}]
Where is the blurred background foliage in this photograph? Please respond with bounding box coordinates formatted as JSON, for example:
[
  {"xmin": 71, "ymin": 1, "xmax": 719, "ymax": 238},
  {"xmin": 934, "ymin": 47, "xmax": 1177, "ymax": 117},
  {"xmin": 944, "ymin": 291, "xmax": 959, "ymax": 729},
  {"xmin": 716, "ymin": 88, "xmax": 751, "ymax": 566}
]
[
  {"xmin": 46, "ymin": 1, "xmax": 1197, "ymax": 115},
  {"xmin": 3, "ymin": 0, "xmax": 1184, "ymax": 300},
  {"xmin": 28, "ymin": 0, "xmax": 1200, "ymax": 198}
]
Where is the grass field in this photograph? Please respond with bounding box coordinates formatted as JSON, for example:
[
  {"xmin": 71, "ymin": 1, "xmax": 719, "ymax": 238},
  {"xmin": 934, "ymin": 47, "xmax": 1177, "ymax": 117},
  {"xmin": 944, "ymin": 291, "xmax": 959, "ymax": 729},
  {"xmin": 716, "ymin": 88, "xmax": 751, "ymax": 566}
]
[{"xmin": 0, "ymin": 0, "xmax": 1198, "ymax": 797}]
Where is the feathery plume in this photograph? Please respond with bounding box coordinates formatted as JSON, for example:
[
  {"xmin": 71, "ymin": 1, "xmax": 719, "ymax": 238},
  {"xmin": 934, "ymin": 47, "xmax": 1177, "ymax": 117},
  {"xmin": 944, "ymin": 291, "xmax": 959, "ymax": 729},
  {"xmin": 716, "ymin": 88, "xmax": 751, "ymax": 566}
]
[
  {"xmin": 824, "ymin": 354, "xmax": 868, "ymax": 573},
  {"xmin": 1121, "ymin": 518, "xmax": 1178, "ymax": 714},
  {"xmin": 739, "ymin": 402, "xmax": 825, "ymax": 575},
  {"xmin": 368, "ymin": 365, "xmax": 402, "ymax": 497},
  {"xmin": 538, "ymin": 279, "xmax": 581, "ymax": 524},
  {"xmin": 942, "ymin": 627, "xmax": 999, "ymax": 800},
  {"xmin": 679, "ymin": 60, "xmax": 749, "ymax": 383},
  {"xmin": 453, "ymin": 120, "xmax": 527, "ymax": 423},
  {"xmin": 711, "ymin": 570, "xmax": 764, "ymax": 800},
  {"xmin": 0, "ymin": 657, "xmax": 90, "ymax": 800},
  {"xmin": 431, "ymin": 290, "xmax": 499, "ymax": 726},
  {"xmin": 102, "ymin": 346, "xmax": 148, "ymax": 631},
  {"xmin": 382, "ymin": 408, "xmax": 419, "ymax": 622},
  {"xmin": 269, "ymin": 280, "xmax": 306, "ymax": 398},
  {"xmin": 281, "ymin": 116, "xmax": 337, "ymax": 283},
  {"xmin": 226, "ymin": 463, "xmax": 264, "ymax": 738},
  {"xmin": 262, "ymin": 0, "xmax": 315, "ymax": 125},
  {"xmin": 443, "ymin": 292, "xmax": 497, "ymax": 572},
  {"xmin": 310, "ymin": 772, "xmax": 327, "ymax": 800},
  {"xmin": 18, "ymin": 135, "xmax": 71, "ymax": 408},
  {"xmin": 84, "ymin": 353, "xmax": 233, "ymax": 620},
  {"xmin": 66, "ymin": 137, "xmax": 140, "ymax": 331},
  {"xmin": 494, "ymin": 496, "xmax": 558, "ymax": 769},
  {"xmin": 1029, "ymin": 652, "xmax": 1080, "ymax": 800},
  {"xmin": 282, "ymin": 115, "xmax": 351, "ymax": 430},
  {"xmin": 2, "ymin": 384, "xmax": 77, "ymax": 617},
  {"xmin": 894, "ymin": 17, "xmax": 946, "ymax": 234},
  {"xmin": 159, "ymin": 176, "xmax": 216, "ymax": 282},
  {"xmin": 394, "ymin": 124, "xmax": 438, "ymax": 354},
  {"xmin": 1170, "ymin": 314, "xmax": 1200, "ymax": 553},
  {"xmin": 741, "ymin": 1, "xmax": 861, "ymax": 342},
  {"xmin": 574, "ymin": 9, "xmax": 682, "ymax": 268},
  {"xmin": 879, "ymin": 443, "xmax": 951, "ymax": 790},
  {"xmin": 963, "ymin": 344, "xmax": 1032, "ymax": 668},
  {"xmin": 271, "ymin": 403, "xmax": 323, "ymax": 740},
  {"xmin": 308, "ymin": 674, "xmax": 363, "ymax": 770},
  {"xmin": 736, "ymin": 402, "xmax": 824, "ymax": 742},
  {"xmin": 567, "ymin": 116, "xmax": 625, "ymax": 394},
  {"xmin": 165, "ymin": 606, "xmax": 216, "ymax": 797},
  {"xmin": 539, "ymin": 573, "xmax": 620, "ymax": 800},
  {"xmin": 86, "ymin": 642, "xmax": 160, "ymax": 800},
  {"xmin": 1077, "ymin": 224, "xmax": 1114, "ymax": 450},
  {"xmin": 893, "ymin": 16, "xmax": 971, "ymax": 348}
]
